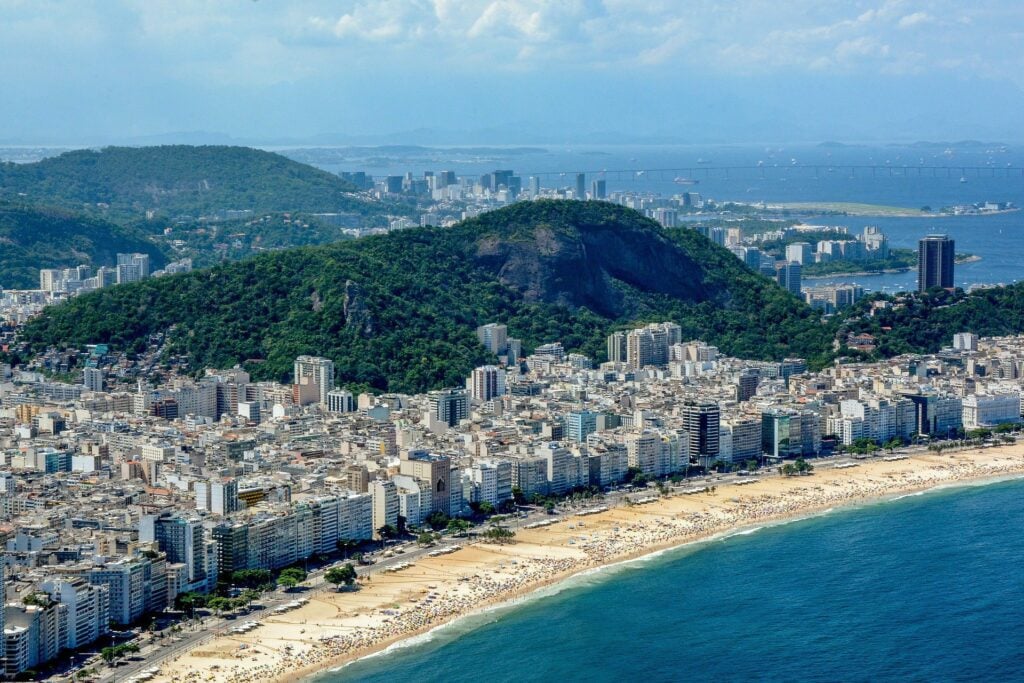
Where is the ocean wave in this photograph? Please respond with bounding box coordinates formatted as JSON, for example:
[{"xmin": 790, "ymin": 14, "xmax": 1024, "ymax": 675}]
[{"xmin": 318, "ymin": 473, "xmax": 1024, "ymax": 680}]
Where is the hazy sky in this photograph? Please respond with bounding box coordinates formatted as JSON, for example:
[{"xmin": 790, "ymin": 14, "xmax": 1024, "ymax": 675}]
[{"xmin": 2, "ymin": 0, "xmax": 1023, "ymax": 144}]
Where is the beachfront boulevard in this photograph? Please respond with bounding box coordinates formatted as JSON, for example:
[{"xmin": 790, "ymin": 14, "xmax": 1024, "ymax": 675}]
[
  {"xmin": 3, "ymin": 330, "xmax": 1024, "ymax": 681},
  {"xmin": 149, "ymin": 445, "xmax": 1024, "ymax": 683}
]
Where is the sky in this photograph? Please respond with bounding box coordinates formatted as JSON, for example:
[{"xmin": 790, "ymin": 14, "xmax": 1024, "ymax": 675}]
[{"xmin": 2, "ymin": 0, "xmax": 1023, "ymax": 145}]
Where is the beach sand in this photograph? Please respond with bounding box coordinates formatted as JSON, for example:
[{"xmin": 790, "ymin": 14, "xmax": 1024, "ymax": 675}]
[{"xmin": 151, "ymin": 446, "xmax": 1024, "ymax": 683}]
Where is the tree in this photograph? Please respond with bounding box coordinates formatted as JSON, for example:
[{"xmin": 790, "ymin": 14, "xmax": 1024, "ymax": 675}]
[
  {"xmin": 175, "ymin": 592, "xmax": 208, "ymax": 612},
  {"xmin": 426, "ymin": 510, "xmax": 450, "ymax": 531},
  {"xmin": 279, "ymin": 567, "xmax": 307, "ymax": 584},
  {"xmin": 481, "ymin": 526, "xmax": 516, "ymax": 545},
  {"xmin": 417, "ymin": 531, "xmax": 437, "ymax": 546},
  {"xmin": 325, "ymin": 563, "xmax": 358, "ymax": 591},
  {"xmin": 478, "ymin": 501, "xmax": 496, "ymax": 515},
  {"xmin": 446, "ymin": 519, "xmax": 472, "ymax": 536},
  {"xmin": 511, "ymin": 486, "xmax": 525, "ymax": 505},
  {"xmin": 336, "ymin": 539, "xmax": 359, "ymax": 558},
  {"xmin": 377, "ymin": 524, "xmax": 398, "ymax": 547},
  {"xmin": 231, "ymin": 569, "xmax": 272, "ymax": 589},
  {"xmin": 624, "ymin": 466, "xmax": 644, "ymax": 484},
  {"xmin": 278, "ymin": 576, "xmax": 299, "ymax": 590}
]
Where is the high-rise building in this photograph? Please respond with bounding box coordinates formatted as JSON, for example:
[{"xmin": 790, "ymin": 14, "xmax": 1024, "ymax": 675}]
[
  {"xmin": 567, "ymin": 410, "xmax": 599, "ymax": 442},
  {"xmin": 736, "ymin": 370, "xmax": 760, "ymax": 402},
  {"xmin": 370, "ymin": 480, "xmax": 399, "ymax": 538},
  {"xmin": 626, "ymin": 431, "xmax": 661, "ymax": 476},
  {"xmin": 139, "ymin": 514, "xmax": 206, "ymax": 585},
  {"xmin": 197, "ymin": 478, "xmax": 240, "ymax": 516},
  {"xmin": 293, "ymin": 356, "xmax": 334, "ymax": 404},
  {"xmin": 39, "ymin": 269, "xmax": 62, "ymax": 292},
  {"xmin": 116, "ymin": 253, "xmax": 150, "ymax": 283},
  {"xmin": 681, "ymin": 401, "xmax": 720, "ymax": 463},
  {"xmin": 470, "ymin": 365, "xmax": 505, "ymax": 402},
  {"xmin": 506, "ymin": 338, "xmax": 523, "ymax": 363},
  {"xmin": 327, "ymin": 388, "xmax": 356, "ymax": 413},
  {"xmin": 624, "ymin": 323, "xmax": 676, "ymax": 368},
  {"xmin": 428, "ymin": 388, "xmax": 469, "ymax": 427},
  {"xmin": 607, "ymin": 331, "xmax": 627, "ymax": 363},
  {"xmin": 82, "ymin": 367, "xmax": 104, "ymax": 393},
  {"xmin": 476, "ymin": 323, "xmax": 508, "ymax": 355},
  {"xmin": 591, "ymin": 179, "xmax": 606, "ymax": 200},
  {"xmin": 776, "ymin": 261, "xmax": 802, "ymax": 296},
  {"xmin": 626, "ymin": 328, "xmax": 655, "ymax": 368},
  {"xmin": 528, "ymin": 176, "xmax": 540, "ymax": 199},
  {"xmin": 399, "ymin": 450, "xmax": 452, "ymax": 515},
  {"xmin": 576, "ymin": 173, "xmax": 586, "ymax": 200},
  {"xmin": 785, "ymin": 242, "xmax": 813, "ymax": 264},
  {"xmin": 918, "ymin": 234, "xmax": 955, "ymax": 292}
]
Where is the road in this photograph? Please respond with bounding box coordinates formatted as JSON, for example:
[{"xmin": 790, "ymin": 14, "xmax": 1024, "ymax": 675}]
[{"xmin": 88, "ymin": 439, "xmax": 979, "ymax": 682}]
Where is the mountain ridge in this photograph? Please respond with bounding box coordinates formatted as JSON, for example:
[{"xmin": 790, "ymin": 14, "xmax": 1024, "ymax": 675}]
[
  {"xmin": 0, "ymin": 145, "xmax": 389, "ymax": 218},
  {"xmin": 15, "ymin": 200, "xmax": 832, "ymax": 392},
  {"xmin": 0, "ymin": 201, "xmax": 166, "ymax": 289}
]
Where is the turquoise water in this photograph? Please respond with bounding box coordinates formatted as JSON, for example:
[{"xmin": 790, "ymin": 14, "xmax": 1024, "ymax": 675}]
[{"xmin": 322, "ymin": 478, "xmax": 1024, "ymax": 682}]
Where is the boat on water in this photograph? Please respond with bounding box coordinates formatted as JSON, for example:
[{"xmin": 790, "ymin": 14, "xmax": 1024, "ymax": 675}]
[
  {"xmin": 960, "ymin": 176, "xmax": 968, "ymax": 183},
  {"xmin": 674, "ymin": 177, "xmax": 699, "ymax": 185}
]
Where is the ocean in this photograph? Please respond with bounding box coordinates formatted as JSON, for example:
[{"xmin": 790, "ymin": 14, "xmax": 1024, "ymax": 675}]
[
  {"xmin": 322, "ymin": 477, "xmax": 1024, "ymax": 682},
  {"xmin": 299, "ymin": 142, "xmax": 1024, "ymax": 293}
]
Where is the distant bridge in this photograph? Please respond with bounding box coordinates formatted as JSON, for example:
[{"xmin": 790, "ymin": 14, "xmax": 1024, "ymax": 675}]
[{"xmin": 520, "ymin": 165, "xmax": 1024, "ymax": 182}]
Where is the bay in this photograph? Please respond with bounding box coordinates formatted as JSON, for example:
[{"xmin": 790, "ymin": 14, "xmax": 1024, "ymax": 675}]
[{"xmin": 322, "ymin": 477, "xmax": 1024, "ymax": 683}]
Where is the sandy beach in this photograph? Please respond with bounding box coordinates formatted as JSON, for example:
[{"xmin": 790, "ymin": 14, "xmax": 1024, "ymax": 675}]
[{"xmin": 150, "ymin": 446, "xmax": 1024, "ymax": 683}]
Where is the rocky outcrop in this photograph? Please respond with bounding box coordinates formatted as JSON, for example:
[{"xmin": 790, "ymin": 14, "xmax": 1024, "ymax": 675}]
[
  {"xmin": 342, "ymin": 279, "xmax": 374, "ymax": 336},
  {"xmin": 472, "ymin": 216, "xmax": 710, "ymax": 318}
]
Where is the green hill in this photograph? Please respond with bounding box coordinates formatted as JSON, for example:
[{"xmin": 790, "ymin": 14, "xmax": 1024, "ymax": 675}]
[
  {"xmin": 16, "ymin": 200, "xmax": 833, "ymax": 393},
  {"xmin": 0, "ymin": 145, "xmax": 395, "ymax": 218},
  {"xmin": 0, "ymin": 201, "xmax": 165, "ymax": 289},
  {"xmin": 841, "ymin": 286, "xmax": 1024, "ymax": 357}
]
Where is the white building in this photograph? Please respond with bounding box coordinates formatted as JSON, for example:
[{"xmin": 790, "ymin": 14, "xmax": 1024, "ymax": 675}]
[
  {"xmin": 963, "ymin": 393, "xmax": 1021, "ymax": 429},
  {"xmin": 370, "ymin": 480, "xmax": 399, "ymax": 538},
  {"xmin": 293, "ymin": 356, "xmax": 335, "ymax": 405}
]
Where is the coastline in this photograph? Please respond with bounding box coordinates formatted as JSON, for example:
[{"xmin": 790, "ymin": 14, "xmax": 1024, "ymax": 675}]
[
  {"xmin": 802, "ymin": 254, "xmax": 981, "ymax": 280},
  {"xmin": 764, "ymin": 203, "xmax": 1020, "ymax": 218},
  {"xmin": 152, "ymin": 446, "xmax": 1024, "ymax": 683}
]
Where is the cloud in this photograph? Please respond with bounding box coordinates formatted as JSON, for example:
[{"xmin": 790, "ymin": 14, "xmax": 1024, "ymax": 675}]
[{"xmin": 898, "ymin": 11, "xmax": 934, "ymax": 28}]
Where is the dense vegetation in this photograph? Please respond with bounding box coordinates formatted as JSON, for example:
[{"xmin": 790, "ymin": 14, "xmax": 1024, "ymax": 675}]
[
  {"xmin": 156, "ymin": 213, "xmax": 357, "ymax": 268},
  {"xmin": 802, "ymin": 249, "xmax": 916, "ymax": 276},
  {"xmin": 0, "ymin": 201, "xmax": 165, "ymax": 289},
  {"xmin": 18, "ymin": 201, "xmax": 836, "ymax": 393},
  {"xmin": 841, "ymin": 286, "xmax": 1024, "ymax": 357},
  {"xmin": 0, "ymin": 145, "xmax": 397, "ymax": 218}
]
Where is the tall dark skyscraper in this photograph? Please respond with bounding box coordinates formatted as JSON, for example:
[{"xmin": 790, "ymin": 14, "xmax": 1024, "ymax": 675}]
[
  {"xmin": 576, "ymin": 173, "xmax": 586, "ymax": 200},
  {"xmin": 918, "ymin": 234, "xmax": 955, "ymax": 292},
  {"xmin": 681, "ymin": 400, "xmax": 720, "ymax": 461}
]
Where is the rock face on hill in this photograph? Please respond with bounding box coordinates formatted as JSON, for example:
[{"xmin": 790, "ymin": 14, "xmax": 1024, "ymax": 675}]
[
  {"xmin": 17, "ymin": 200, "xmax": 830, "ymax": 393},
  {"xmin": 472, "ymin": 206, "xmax": 709, "ymax": 316}
]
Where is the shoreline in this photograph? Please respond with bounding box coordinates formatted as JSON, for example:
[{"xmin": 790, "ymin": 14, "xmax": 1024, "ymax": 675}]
[
  {"xmin": 320, "ymin": 469, "xmax": 1024, "ymax": 679},
  {"xmin": 802, "ymin": 254, "xmax": 981, "ymax": 280},
  {"xmin": 152, "ymin": 446, "xmax": 1024, "ymax": 683},
  {"xmin": 763, "ymin": 204, "xmax": 1020, "ymax": 218}
]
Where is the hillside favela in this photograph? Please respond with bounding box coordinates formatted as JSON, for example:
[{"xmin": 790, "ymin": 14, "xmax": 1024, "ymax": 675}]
[{"xmin": 2, "ymin": 3, "xmax": 1024, "ymax": 682}]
